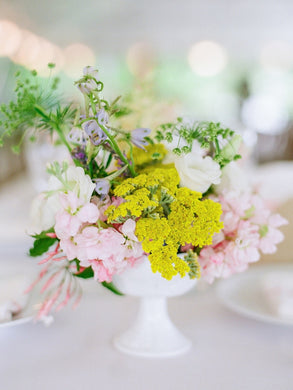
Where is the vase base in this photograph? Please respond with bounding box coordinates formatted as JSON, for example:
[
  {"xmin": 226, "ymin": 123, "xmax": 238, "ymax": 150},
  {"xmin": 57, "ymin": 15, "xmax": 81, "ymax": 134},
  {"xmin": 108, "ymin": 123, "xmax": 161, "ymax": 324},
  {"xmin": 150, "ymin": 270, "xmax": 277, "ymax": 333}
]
[{"xmin": 113, "ymin": 331, "xmax": 192, "ymax": 358}]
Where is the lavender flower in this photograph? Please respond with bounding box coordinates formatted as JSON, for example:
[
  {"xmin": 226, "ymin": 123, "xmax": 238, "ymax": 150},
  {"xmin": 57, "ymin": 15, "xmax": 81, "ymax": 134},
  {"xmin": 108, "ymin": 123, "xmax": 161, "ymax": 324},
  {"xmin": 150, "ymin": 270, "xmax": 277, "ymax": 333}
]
[
  {"xmin": 77, "ymin": 66, "xmax": 99, "ymax": 94},
  {"xmin": 97, "ymin": 108, "xmax": 109, "ymax": 127},
  {"xmin": 83, "ymin": 109, "xmax": 109, "ymax": 146},
  {"xmin": 95, "ymin": 179, "xmax": 110, "ymax": 196},
  {"xmin": 67, "ymin": 127, "xmax": 89, "ymax": 146},
  {"xmin": 130, "ymin": 128, "xmax": 151, "ymax": 149}
]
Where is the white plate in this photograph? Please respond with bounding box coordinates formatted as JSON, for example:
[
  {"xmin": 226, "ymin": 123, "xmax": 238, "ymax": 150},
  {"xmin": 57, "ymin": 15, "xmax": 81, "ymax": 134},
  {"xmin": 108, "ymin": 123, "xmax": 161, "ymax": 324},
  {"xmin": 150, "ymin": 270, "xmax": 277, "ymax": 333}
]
[
  {"xmin": 217, "ymin": 264, "xmax": 293, "ymax": 326},
  {"xmin": 0, "ymin": 305, "xmax": 34, "ymax": 329}
]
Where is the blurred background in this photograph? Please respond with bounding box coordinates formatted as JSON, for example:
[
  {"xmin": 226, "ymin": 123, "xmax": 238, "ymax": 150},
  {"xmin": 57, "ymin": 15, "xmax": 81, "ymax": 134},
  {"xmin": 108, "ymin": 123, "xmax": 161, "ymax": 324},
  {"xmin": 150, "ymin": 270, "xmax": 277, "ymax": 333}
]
[{"xmin": 1, "ymin": 0, "xmax": 293, "ymax": 245}]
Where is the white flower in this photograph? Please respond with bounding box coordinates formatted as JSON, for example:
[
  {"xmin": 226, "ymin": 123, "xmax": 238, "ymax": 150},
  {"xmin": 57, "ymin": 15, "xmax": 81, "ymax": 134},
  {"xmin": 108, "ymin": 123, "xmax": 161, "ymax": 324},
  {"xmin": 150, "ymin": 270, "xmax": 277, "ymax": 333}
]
[
  {"xmin": 214, "ymin": 161, "xmax": 248, "ymax": 193},
  {"xmin": 174, "ymin": 153, "xmax": 221, "ymax": 193},
  {"xmin": 48, "ymin": 165, "xmax": 95, "ymax": 203},
  {"xmin": 29, "ymin": 165, "xmax": 95, "ymax": 234},
  {"xmin": 29, "ymin": 193, "xmax": 61, "ymax": 234}
]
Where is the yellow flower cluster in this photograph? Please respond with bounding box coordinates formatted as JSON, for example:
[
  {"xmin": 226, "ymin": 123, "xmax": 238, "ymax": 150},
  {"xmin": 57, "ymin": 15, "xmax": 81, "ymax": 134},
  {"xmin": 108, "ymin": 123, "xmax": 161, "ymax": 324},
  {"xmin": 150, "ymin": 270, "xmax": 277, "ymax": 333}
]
[
  {"xmin": 135, "ymin": 218, "xmax": 190, "ymax": 279},
  {"xmin": 106, "ymin": 188, "xmax": 158, "ymax": 221},
  {"xmin": 106, "ymin": 167, "xmax": 180, "ymax": 222},
  {"xmin": 132, "ymin": 143, "xmax": 167, "ymax": 167},
  {"xmin": 105, "ymin": 167, "xmax": 223, "ymax": 280},
  {"xmin": 168, "ymin": 188, "xmax": 223, "ymax": 247}
]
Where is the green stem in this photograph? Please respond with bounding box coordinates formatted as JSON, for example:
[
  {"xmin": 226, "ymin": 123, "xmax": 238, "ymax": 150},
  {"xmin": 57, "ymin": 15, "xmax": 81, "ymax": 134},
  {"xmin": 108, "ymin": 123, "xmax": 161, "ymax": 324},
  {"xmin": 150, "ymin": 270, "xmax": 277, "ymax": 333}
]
[
  {"xmin": 89, "ymin": 159, "xmax": 94, "ymax": 177},
  {"xmin": 33, "ymin": 105, "xmax": 72, "ymax": 154},
  {"xmin": 127, "ymin": 140, "xmax": 135, "ymax": 168},
  {"xmin": 98, "ymin": 122, "xmax": 137, "ymax": 177},
  {"xmin": 55, "ymin": 124, "xmax": 72, "ymax": 153},
  {"xmin": 214, "ymin": 138, "xmax": 220, "ymax": 156},
  {"xmin": 84, "ymin": 96, "xmax": 90, "ymax": 117}
]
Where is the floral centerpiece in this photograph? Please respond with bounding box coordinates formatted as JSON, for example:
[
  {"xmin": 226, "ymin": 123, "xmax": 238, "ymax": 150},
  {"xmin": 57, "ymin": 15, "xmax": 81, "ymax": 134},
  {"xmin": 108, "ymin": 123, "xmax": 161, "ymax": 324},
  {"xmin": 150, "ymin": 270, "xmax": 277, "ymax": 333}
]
[{"xmin": 0, "ymin": 66, "xmax": 287, "ymax": 356}]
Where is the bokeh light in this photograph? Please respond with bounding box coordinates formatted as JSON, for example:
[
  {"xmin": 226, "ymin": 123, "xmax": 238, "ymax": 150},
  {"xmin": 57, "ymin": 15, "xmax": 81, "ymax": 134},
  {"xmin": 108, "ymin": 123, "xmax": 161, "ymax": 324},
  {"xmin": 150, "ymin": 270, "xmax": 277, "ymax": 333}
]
[
  {"xmin": 188, "ymin": 41, "xmax": 228, "ymax": 77},
  {"xmin": 126, "ymin": 42, "xmax": 156, "ymax": 78},
  {"xmin": 241, "ymin": 94, "xmax": 289, "ymax": 135},
  {"xmin": 63, "ymin": 43, "xmax": 96, "ymax": 78},
  {"xmin": 0, "ymin": 20, "xmax": 22, "ymax": 57}
]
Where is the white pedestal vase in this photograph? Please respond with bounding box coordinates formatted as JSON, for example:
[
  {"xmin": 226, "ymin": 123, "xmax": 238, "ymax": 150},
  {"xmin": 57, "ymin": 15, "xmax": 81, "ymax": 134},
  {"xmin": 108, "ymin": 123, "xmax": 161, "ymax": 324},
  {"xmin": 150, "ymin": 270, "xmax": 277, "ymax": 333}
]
[{"xmin": 112, "ymin": 255, "xmax": 197, "ymax": 358}]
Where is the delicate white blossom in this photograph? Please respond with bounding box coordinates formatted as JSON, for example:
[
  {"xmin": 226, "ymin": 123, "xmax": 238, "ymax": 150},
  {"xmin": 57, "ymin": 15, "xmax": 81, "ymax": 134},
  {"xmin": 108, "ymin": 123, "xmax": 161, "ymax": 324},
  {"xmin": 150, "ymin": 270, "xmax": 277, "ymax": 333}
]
[
  {"xmin": 29, "ymin": 165, "xmax": 95, "ymax": 234},
  {"xmin": 174, "ymin": 153, "xmax": 221, "ymax": 193}
]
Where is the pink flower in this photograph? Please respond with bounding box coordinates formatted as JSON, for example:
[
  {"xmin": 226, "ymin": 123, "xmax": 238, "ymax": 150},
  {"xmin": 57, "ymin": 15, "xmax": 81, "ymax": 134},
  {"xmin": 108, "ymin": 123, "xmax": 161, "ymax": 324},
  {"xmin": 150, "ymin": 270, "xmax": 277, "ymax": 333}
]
[
  {"xmin": 73, "ymin": 227, "xmax": 130, "ymax": 281},
  {"xmin": 59, "ymin": 238, "xmax": 79, "ymax": 261},
  {"xmin": 55, "ymin": 192, "xmax": 99, "ymax": 240},
  {"xmin": 69, "ymin": 220, "xmax": 144, "ymax": 282},
  {"xmin": 249, "ymin": 194, "xmax": 288, "ymax": 254},
  {"xmin": 258, "ymin": 214, "xmax": 287, "ymax": 254},
  {"xmin": 199, "ymin": 190, "xmax": 287, "ymax": 284},
  {"xmin": 89, "ymin": 260, "xmax": 113, "ymax": 282},
  {"xmin": 199, "ymin": 221, "xmax": 260, "ymax": 284}
]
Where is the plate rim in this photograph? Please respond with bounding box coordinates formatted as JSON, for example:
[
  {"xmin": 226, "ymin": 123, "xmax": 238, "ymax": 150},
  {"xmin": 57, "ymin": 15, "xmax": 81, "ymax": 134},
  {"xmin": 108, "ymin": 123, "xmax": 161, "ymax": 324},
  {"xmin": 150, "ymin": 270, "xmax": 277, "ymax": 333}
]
[{"xmin": 216, "ymin": 264, "xmax": 293, "ymax": 326}]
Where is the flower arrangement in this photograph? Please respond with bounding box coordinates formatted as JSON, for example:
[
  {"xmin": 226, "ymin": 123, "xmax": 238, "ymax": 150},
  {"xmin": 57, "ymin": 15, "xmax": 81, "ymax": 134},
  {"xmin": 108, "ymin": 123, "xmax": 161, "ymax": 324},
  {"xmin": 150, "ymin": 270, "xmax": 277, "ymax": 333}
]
[{"xmin": 0, "ymin": 66, "xmax": 287, "ymax": 320}]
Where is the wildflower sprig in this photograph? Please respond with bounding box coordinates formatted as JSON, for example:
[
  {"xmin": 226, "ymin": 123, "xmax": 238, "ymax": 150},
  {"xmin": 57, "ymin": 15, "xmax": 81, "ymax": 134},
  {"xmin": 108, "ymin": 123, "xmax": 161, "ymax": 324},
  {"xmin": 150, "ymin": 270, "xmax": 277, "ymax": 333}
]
[
  {"xmin": 155, "ymin": 119, "xmax": 242, "ymax": 168},
  {"xmin": 0, "ymin": 65, "xmax": 151, "ymax": 184},
  {"xmin": 0, "ymin": 65, "xmax": 75, "ymax": 153}
]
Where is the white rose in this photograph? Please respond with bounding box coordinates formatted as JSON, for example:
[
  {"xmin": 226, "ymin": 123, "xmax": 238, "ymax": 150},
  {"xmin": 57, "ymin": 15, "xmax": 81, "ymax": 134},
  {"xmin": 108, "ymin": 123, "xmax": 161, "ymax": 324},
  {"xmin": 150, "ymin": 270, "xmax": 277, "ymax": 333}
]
[
  {"xmin": 214, "ymin": 161, "xmax": 248, "ymax": 193},
  {"xmin": 174, "ymin": 153, "xmax": 221, "ymax": 193},
  {"xmin": 29, "ymin": 165, "xmax": 96, "ymax": 234}
]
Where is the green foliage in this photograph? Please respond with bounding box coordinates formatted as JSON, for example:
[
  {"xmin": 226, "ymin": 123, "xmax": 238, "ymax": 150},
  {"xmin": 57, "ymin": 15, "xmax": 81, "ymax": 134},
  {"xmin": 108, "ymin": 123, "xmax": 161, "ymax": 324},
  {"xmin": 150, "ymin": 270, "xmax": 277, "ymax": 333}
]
[
  {"xmin": 156, "ymin": 119, "xmax": 242, "ymax": 168},
  {"xmin": 0, "ymin": 66, "xmax": 76, "ymax": 152},
  {"xmin": 101, "ymin": 281, "xmax": 123, "ymax": 295},
  {"xmin": 29, "ymin": 230, "xmax": 57, "ymax": 257},
  {"xmin": 75, "ymin": 266, "xmax": 94, "ymax": 279},
  {"xmin": 183, "ymin": 250, "xmax": 201, "ymax": 280},
  {"xmin": 74, "ymin": 265, "xmax": 123, "ymax": 295}
]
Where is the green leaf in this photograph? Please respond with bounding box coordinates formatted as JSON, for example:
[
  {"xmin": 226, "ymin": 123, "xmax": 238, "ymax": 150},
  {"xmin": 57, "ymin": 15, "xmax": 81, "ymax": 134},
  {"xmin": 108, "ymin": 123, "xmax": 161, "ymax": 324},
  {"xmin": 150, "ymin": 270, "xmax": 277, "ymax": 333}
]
[
  {"xmin": 101, "ymin": 281, "xmax": 124, "ymax": 296},
  {"xmin": 75, "ymin": 268, "xmax": 123, "ymax": 295},
  {"xmin": 75, "ymin": 266, "xmax": 94, "ymax": 279},
  {"xmin": 29, "ymin": 237, "xmax": 57, "ymax": 257}
]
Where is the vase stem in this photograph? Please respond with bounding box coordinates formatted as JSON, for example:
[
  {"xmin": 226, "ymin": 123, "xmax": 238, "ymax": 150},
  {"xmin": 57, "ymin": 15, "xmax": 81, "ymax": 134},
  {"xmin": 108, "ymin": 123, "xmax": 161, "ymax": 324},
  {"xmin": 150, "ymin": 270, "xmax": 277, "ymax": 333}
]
[
  {"xmin": 137, "ymin": 296, "xmax": 168, "ymax": 326},
  {"xmin": 113, "ymin": 296, "xmax": 192, "ymax": 358}
]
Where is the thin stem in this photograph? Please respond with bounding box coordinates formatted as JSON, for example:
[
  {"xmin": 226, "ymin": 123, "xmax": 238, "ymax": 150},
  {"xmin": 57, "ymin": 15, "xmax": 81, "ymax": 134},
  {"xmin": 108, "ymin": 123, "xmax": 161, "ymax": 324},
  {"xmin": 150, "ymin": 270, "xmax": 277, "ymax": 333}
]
[
  {"xmin": 98, "ymin": 122, "xmax": 137, "ymax": 177},
  {"xmin": 54, "ymin": 124, "xmax": 72, "ymax": 153},
  {"xmin": 127, "ymin": 139, "xmax": 135, "ymax": 169}
]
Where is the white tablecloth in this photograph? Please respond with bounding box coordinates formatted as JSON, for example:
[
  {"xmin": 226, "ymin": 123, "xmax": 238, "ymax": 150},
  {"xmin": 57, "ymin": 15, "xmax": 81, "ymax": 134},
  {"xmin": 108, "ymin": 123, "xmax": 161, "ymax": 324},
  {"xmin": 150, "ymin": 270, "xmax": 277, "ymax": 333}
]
[{"xmin": 1, "ymin": 247, "xmax": 293, "ymax": 390}]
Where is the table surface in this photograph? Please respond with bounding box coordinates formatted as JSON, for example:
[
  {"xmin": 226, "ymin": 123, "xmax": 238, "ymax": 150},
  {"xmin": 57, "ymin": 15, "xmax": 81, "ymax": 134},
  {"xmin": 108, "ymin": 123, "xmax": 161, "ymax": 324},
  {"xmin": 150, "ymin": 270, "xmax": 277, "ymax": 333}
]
[
  {"xmin": 1, "ymin": 170, "xmax": 293, "ymax": 390},
  {"xmin": 1, "ymin": 247, "xmax": 293, "ymax": 390}
]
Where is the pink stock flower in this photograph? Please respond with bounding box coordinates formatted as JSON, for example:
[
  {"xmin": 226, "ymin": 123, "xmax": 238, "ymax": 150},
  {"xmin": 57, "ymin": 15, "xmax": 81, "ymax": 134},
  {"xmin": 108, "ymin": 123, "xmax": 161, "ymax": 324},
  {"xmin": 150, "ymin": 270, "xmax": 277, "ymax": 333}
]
[
  {"xmin": 258, "ymin": 213, "xmax": 287, "ymax": 254},
  {"xmin": 75, "ymin": 226, "xmax": 125, "ymax": 262},
  {"xmin": 199, "ymin": 220, "xmax": 260, "ymax": 284},
  {"xmin": 70, "ymin": 222, "xmax": 144, "ymax": 282},
  {"xmin": 247, "ymin": 194, "xmax": 287, "ymax": 253},
  {"xmin": 90, "ymin": 261, "xmax": 113, "ymax": 282},
  {"xmin": 55, "ymin": 192, "xmax": 99, "ymax": 240},
  {"xmin": 199, "ymin": 190, "xmax": 287, "ymax": 284}
]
